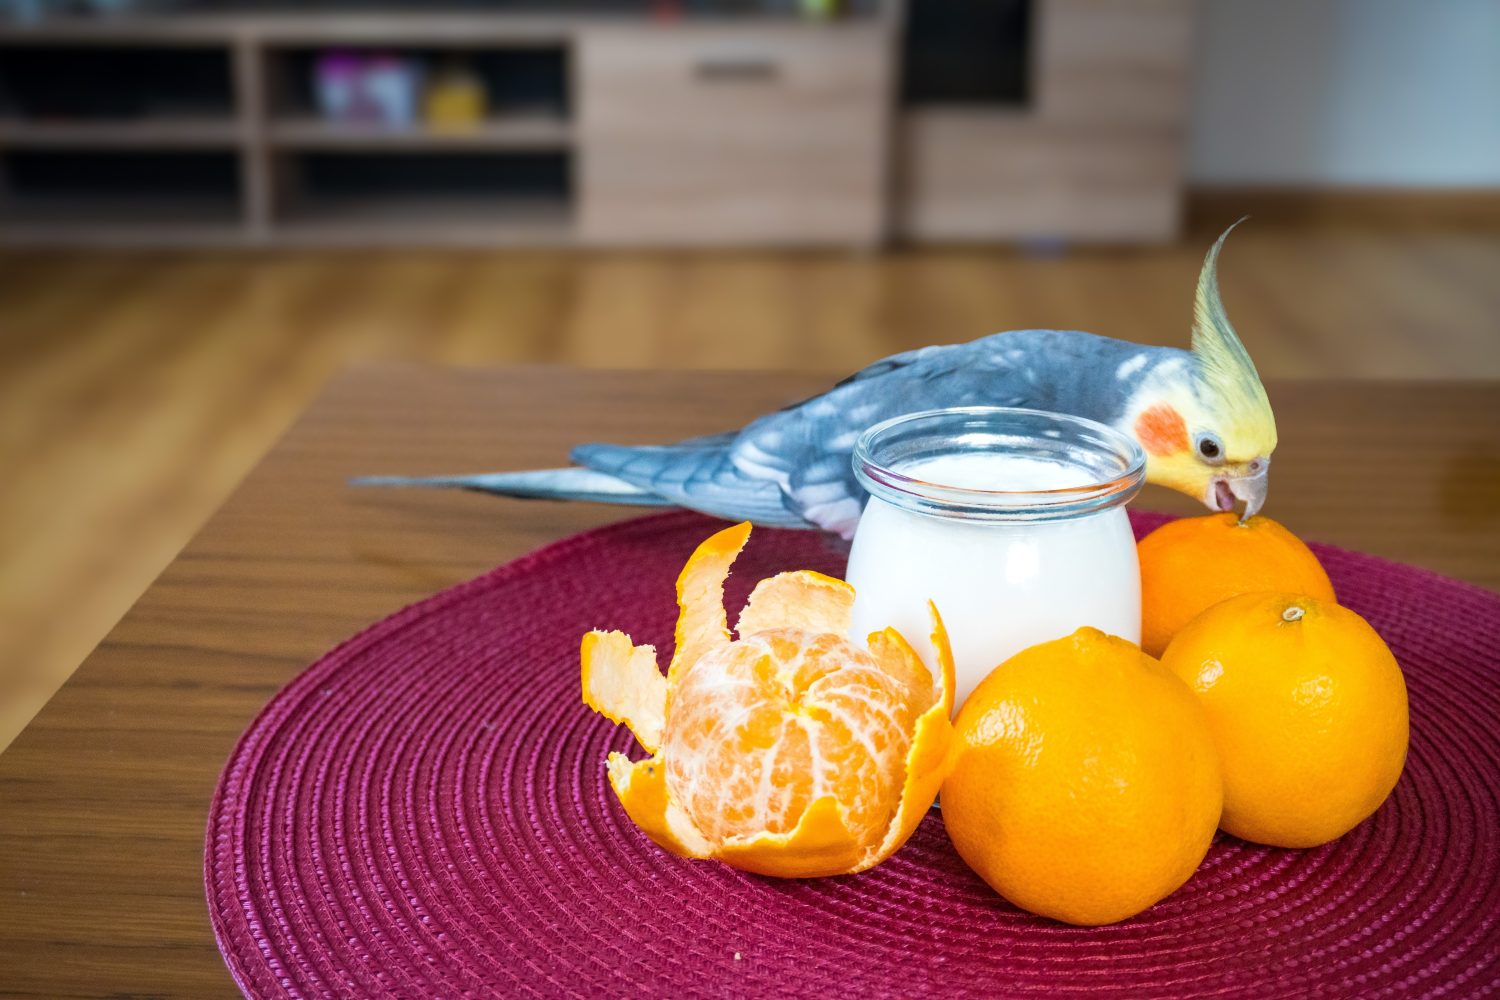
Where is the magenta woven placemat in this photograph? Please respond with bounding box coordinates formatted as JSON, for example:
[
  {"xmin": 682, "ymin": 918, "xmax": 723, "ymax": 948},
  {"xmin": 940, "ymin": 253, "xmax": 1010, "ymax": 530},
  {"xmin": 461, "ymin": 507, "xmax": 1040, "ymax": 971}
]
[{"xmin": 205, "ymin": 510, "xmax": 1500, "ymax": 999}]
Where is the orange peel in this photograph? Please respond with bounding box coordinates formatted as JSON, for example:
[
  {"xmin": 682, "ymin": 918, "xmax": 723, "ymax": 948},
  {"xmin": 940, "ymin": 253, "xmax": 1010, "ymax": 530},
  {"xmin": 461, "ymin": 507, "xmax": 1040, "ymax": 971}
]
[{"xmin": 581, "ymin": 522, "xmax": 955, "ymax": 878}]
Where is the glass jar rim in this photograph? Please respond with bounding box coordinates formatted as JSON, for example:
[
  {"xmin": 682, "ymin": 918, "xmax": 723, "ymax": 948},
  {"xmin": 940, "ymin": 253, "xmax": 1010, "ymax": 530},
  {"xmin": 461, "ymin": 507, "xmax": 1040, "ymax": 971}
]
[{"xmin": 852, "ymin": 406, "xmax": 1146, "ymax": 522}]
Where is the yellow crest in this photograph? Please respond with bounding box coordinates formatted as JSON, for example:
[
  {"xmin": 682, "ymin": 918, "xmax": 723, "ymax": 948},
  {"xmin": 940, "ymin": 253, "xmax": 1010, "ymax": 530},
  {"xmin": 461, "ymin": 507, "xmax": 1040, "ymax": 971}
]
[{"xmin": 1192, "ymin": 221, "xmax": 1276, "ymax": 456}]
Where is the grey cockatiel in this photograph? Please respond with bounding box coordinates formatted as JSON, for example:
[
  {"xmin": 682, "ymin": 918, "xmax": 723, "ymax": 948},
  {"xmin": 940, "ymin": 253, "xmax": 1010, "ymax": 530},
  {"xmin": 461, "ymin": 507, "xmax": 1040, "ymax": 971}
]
[{"xmin": 356, "ymin": 225, "xmax": 1277, "ymax": 536}]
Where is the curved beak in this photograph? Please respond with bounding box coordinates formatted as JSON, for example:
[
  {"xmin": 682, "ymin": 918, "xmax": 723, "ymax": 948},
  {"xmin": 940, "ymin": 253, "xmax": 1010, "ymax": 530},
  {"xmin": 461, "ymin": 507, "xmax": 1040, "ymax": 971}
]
[{"xmin": 1206, "ymin": 457, "xmax": 1271, "ymax": 522}]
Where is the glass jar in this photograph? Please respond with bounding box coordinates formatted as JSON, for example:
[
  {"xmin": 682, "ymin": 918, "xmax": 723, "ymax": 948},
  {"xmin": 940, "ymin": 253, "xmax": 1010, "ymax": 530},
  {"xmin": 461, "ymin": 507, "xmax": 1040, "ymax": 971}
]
[{"xmin": 846, "ymin": 406, "xmax": 1146, "ymax": 711}]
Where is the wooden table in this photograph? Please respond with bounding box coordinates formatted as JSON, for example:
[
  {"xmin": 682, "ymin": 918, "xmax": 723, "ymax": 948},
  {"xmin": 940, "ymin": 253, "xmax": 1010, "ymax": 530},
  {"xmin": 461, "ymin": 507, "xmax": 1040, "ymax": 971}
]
[{"xmin": 1, "ymin": 366, "xmax": 1496, "ymax": 998}]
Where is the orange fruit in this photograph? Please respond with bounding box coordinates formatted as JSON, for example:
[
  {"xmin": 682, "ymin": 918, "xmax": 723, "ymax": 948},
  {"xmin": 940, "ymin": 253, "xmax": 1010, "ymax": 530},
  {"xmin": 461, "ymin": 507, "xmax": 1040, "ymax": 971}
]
[
  {"xmin": 1161, "ymin": 592, "xmax": 1409, "ymax": 848},
  {"xmin": 581, "ymin": 522, "xmax": 956, "ymax": 878},
  {"xmin": 941, "ymin": 628, "xmax": 1222, "ymax": 926},
  {"xmin": 1138, "ymin": 513, "xmax": 1335, "ymax": 656}
]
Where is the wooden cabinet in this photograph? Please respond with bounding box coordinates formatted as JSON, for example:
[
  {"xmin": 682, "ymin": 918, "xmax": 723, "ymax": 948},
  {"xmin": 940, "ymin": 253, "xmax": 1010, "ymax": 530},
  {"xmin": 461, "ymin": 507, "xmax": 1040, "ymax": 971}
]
[
  {"xmin": 899, "ymin": 0, "xmax": 1194, "ymax": 244},
  {"xmin": 1033, "ymin": 0, "xmax": 1195, "ymax": 128},
  {"xmin": 0, "ymin": 4, "xmax": 1194, "ymax": 248},
  {"xmin": 901, "ymin": 114, "xmax": 1184, "ymax": 243},
  {"xmin": 577, "ymin": 25, "xmax": 892, "ymax": 247}
]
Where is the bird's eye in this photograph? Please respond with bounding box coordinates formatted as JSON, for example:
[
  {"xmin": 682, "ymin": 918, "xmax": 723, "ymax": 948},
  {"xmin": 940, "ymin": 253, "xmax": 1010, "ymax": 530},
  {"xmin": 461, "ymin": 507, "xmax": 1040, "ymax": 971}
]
[{"xmin": 1196, "ymin": 433, "xmax": 1224, "ymax": 464}]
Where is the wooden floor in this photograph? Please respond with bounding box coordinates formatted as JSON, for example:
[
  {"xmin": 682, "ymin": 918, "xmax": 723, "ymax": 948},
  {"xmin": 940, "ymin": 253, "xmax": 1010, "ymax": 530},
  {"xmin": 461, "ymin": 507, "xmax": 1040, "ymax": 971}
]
[{"xmin": 3, "ymin": 220, "xmax": 1499, "ymax": 751}]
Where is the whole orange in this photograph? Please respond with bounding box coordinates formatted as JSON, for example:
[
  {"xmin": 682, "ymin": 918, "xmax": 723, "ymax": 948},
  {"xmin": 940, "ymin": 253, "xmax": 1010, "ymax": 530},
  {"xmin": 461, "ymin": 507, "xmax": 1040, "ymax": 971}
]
[
  {"xmin": 1161, "ymin": 592, "xmax": 1408, "ymax": 848},
  {"xmin": 941, "ymin": 628, "xmax": 1222, "ymax": 926},
  {"xmin": 1138, "ymin": 513, "xmax": 1335, "ymax": 656}
]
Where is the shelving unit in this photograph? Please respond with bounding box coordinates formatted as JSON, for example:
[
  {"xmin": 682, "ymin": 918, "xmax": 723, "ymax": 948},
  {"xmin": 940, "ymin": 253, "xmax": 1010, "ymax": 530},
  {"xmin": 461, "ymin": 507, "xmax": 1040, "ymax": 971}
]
[
  {"xmin": 259, "ymin": 116, "xmax": 575, "ymax": 243},
  {"xmin": 0, "ymin": 144, "xmax": 244, "ymax": 245},
  {"xmin": 269, "ymin": 145, "xmax": 573, "ymax": 245},
  {"xmin": 0, "ymin": 2, "xmax": 1193, "ymax": 247},
  {"xmin": 0, "ymin": 9, "xmax": 895, "ymax": 247},
  {"xmin": 0, "ymin": 12, "xmax": 599, "ymax": 246},
  {"xmin": 896, "ymin": 0, "xmax": 1194, "ymax": 243}
]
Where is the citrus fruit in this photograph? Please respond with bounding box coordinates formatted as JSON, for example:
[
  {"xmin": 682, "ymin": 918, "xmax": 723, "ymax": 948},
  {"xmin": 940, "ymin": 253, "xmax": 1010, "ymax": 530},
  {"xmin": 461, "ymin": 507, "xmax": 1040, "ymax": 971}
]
[
  {"xmin": 1161, "ymin": 592, "xmax": 1409, "ymax": 848},
  {"xmin": 581, "ymin": 522, "xmax": 956, "ymax": 878},
  {"xmin": 1138, "ymin": 512, "xmax": 1335, "ymax": 655},
  {"xmin": 941, "ymin": 628, "xmax": 1222, "ymax": 926}
]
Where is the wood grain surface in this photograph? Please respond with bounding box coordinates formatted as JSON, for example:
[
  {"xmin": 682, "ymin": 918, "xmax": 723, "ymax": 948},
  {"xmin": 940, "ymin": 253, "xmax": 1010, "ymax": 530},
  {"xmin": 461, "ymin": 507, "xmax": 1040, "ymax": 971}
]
[
  {"xmin": 0, "ymin": 365, "xmax": 1496, "ymax": 998},
  {"xmin": 9, "ymin": 229, "xmax": 1499, "ymax": 756}
]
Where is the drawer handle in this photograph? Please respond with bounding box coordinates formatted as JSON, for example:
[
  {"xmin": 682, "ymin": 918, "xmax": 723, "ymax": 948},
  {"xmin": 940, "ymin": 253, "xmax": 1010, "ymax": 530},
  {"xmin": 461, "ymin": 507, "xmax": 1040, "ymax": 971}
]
[{"xmin": 694, "ymin": 58, "xmax": 780, "ymax": 83}]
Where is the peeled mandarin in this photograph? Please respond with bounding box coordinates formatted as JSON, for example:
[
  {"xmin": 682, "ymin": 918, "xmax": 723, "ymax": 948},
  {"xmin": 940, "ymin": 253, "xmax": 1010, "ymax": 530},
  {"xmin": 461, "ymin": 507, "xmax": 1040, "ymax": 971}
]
[{"xmin": 581, "ymin": 522, "xmax": 957, "ymax": 878}]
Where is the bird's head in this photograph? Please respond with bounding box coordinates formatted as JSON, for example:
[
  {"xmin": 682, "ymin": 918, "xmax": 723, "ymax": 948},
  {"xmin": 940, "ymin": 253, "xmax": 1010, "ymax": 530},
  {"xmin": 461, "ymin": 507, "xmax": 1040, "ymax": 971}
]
[{"xmin": 1127, "ymin": 222, "xmax": 1277, "ymax": 520}]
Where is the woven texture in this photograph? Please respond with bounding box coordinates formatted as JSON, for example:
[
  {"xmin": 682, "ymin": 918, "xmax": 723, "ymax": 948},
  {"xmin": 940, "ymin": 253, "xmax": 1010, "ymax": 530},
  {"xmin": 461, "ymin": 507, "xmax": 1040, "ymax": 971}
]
[{"xmin": 206, "ymin": 510, "xmax": 1500, "ymax": 999}]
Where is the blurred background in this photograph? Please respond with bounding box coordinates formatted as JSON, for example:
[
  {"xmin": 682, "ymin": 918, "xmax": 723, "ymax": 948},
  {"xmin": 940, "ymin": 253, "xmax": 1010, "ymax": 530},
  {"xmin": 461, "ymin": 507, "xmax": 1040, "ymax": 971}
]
[{"xmin": 2, "ymin": 0, "xmax": 1497, "ymax": 750}]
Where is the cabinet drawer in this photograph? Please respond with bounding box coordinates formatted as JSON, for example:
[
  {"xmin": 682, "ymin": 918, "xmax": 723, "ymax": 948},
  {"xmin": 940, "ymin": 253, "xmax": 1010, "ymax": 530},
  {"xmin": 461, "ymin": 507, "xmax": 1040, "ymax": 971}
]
[
  {"xmin": 1036, "ymin": 0, "xmax": 1196, "ymax": 127},
  {"xmin": 900, "ymin": 110, "xmax": 1184, "ymax": 242},
  {"xmin": 577, "ymin": 26, "xmax": 891, "ymax": 246}
]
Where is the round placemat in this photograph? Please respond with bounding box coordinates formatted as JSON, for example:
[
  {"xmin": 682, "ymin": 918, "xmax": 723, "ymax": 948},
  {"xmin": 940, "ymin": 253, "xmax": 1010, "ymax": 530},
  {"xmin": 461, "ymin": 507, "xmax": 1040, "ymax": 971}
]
[{"xmin": 206, "ymin": 510, "xmax": 1500, "ymax": 999}]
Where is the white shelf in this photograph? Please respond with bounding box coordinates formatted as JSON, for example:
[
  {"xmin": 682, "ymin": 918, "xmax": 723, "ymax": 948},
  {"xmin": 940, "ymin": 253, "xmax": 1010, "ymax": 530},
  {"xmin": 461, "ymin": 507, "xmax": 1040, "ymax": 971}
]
[
  {"xmin": 0, "ymin": 194, "xmax": 245, "ymax": 247},
  {"xmin": 0, "ymin": 116, "xmax": 244, "ymax": 149},
  {"xmin": 274, "ymin": 195, "xmax": 572, "ymax": 247},
  {"xmin": 0, "ymin": 5, "xmax": 905, "ymax": 248},
  {"xmin": 0, "ymin": 11, "xmax": 886, "ymax": 45},
  {"xmin": 267, "ymin": 114, "xmax": 571, "ymax": 152}
]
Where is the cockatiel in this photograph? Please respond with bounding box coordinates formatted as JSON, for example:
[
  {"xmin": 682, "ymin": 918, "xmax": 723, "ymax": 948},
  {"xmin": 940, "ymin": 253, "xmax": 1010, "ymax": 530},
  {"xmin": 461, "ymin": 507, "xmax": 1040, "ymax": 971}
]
[{"xmin": 356, "ymin": 225, "xmax": 1276, "ymax": 537}]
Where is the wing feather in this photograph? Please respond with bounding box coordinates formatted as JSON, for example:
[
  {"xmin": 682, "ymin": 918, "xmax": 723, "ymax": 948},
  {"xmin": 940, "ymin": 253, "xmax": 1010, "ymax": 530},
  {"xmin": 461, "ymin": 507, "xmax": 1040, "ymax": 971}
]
[{"xmin": 574, "ymin": 332, "xmax": 1152, "ymax": 535}]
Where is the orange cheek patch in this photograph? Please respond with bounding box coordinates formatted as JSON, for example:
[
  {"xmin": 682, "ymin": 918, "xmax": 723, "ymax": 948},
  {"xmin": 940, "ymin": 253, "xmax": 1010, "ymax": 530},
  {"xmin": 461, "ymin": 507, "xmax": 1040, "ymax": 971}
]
[{"xmin": 1134, "ymin": 404, "xmax": 1189, "ymax": 457}]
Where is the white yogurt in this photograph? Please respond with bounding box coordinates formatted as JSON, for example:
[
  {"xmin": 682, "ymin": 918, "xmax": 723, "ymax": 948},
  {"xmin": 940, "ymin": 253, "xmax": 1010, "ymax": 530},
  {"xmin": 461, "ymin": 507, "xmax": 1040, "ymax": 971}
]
[{"xmin": 846, "ymin": 450, "xmax": 1141, "ymax": 713}]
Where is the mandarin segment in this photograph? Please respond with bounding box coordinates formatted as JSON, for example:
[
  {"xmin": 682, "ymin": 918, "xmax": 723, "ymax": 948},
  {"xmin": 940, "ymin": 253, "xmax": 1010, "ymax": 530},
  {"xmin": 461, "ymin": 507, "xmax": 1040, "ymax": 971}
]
[
  {"xmin": 866, "ymin": 626, "xmax": 935, "ymax": 710},
  {"xmin": 663, "ymin": 630, "xmax": 915, "ymax": 846},
  {"xmin": 581, "ymin": 525, "xmax": 956, "ymax": 879}
]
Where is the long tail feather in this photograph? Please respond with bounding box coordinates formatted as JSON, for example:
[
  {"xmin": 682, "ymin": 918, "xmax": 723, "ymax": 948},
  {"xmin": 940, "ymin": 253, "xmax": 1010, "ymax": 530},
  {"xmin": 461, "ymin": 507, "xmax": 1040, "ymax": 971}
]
[{"xmin": 349, "ymin": 468, "xmax": 673, "ymax": 507}]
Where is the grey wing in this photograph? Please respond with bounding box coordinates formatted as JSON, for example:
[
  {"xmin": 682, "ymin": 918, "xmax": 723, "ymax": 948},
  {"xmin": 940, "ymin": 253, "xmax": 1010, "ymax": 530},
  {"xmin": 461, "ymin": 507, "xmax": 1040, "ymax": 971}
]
[
  {"xmin": 568, "ymin": 345, "xmax": 1002, "ymax": 530},
  {"xmin": 730, "ymin": 337, "xmax": 1044, "ymax": 535},
  {"xmin": 571, "ymin": 331, "xmax": 1102, "ymax": 535},
  {"xmin": 570, "ymin": 440, "xmax": 813, "ymax": 528}
]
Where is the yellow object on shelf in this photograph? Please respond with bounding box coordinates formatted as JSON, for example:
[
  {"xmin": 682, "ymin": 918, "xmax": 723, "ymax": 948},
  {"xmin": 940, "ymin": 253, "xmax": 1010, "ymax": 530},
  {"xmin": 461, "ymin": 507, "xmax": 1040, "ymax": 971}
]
[{"xmin": 424, "ymin": 65, "xmax": 487, "ymax": 129}]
